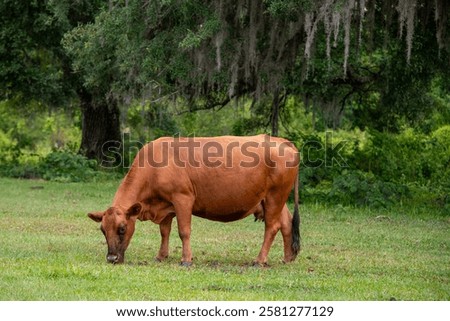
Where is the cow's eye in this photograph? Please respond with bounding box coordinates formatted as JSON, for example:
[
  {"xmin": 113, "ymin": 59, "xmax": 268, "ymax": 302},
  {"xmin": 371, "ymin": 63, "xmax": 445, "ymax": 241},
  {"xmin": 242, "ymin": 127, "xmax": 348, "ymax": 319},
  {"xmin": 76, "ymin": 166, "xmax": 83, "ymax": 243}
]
[{"xmin": 118, "ymin": 226, "xmax": 126, "ymax": 235}]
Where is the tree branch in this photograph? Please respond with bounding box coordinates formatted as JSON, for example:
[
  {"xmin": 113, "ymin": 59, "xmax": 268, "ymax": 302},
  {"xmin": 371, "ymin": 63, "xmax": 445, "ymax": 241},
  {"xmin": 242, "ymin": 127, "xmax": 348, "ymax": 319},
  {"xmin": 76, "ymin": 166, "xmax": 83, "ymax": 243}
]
[{"xmin": 175, "ymin": 96, "xmax": 231, "ymax": 115}]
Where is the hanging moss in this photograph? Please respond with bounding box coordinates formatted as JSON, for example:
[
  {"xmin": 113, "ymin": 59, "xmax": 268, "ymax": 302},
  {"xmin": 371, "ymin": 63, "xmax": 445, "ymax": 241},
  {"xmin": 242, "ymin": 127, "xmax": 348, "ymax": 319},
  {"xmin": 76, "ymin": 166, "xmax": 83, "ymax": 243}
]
[
  {"xmin": 434, "ymin": 0, "xmax": 448, "ymax": 52},
  {"xmin": 396, "ymin": 0, "xmax": 417, "ymax": 63},
  {"xmin": 88, "ymin": 0, "xmax": 448, "ymax": 116}
]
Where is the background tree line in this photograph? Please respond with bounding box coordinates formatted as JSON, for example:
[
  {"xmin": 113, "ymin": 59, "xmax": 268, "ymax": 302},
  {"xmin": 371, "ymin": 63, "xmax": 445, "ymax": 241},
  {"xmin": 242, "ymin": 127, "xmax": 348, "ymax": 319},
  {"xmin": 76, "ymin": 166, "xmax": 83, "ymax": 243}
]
[{"xmin": 0, "ymin": 0, "xmax": 449, "ymax": 210}]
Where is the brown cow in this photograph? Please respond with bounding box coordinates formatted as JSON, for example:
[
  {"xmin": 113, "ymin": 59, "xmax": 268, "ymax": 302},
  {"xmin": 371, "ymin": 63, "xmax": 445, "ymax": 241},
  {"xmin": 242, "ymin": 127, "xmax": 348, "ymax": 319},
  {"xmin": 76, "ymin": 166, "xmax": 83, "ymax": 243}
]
[{"xmin": 88, "ymin": 135, "xmax": 300, "ymax": 266}]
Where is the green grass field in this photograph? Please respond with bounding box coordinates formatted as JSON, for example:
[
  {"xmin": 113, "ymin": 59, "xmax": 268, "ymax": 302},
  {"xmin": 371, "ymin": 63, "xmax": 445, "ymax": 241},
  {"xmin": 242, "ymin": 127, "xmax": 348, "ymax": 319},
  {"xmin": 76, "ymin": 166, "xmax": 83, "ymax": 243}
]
[{"xmin": 0, "ymin": 178, "xmax": 448, "ymax": 300}]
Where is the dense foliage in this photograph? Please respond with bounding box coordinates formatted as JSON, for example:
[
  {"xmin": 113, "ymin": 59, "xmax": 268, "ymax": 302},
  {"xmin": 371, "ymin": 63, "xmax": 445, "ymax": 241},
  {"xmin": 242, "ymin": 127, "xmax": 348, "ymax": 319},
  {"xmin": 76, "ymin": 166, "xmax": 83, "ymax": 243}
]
[{"xmin": 0, "ymin": 0, "xmax": 449, "ymax": 211}]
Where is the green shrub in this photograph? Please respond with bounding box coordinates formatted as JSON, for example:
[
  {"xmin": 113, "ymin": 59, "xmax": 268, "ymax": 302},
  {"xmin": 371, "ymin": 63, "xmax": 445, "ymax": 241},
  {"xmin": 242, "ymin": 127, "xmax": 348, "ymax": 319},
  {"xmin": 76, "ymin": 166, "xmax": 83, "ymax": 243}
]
[
  {"xmin": 328, "ymin": 170, "xmax": 410, "ymax": 207},
  {"xmin": 431, "ymin": 125, "xmax": 450, "ymax": 187},
  {"xmin": 294, "ymin": 130, "xmax": 362, "ymax": 187},
  {"xmin": 1, "ymin": 149, "xmax": 122, "ymax": 182},
  {"xmin": 0, "ymin": 129, "xmax": 19, "ymax": 163},
  {"xmin": 3, "ymin": 151, "xmax": 39, "ymax": 178},
  {"xmin": 38, "ymin": 151, "xmax": 99, "ymax": 182},
  {"xmin": 1, "ymin": 150, "xmax": 104, "ymax": 182},
  {"xmin": 353, "ymin": 127, "xmax": 450, "ymax": 186}
]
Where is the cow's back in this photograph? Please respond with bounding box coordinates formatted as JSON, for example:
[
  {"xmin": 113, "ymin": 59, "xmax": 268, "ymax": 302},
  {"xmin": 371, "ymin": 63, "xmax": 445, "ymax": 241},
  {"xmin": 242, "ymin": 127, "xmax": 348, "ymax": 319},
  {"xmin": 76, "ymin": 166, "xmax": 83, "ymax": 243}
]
[{"xmin": 135, "ymin": 135, "xmax": 299, "ymax": 221}]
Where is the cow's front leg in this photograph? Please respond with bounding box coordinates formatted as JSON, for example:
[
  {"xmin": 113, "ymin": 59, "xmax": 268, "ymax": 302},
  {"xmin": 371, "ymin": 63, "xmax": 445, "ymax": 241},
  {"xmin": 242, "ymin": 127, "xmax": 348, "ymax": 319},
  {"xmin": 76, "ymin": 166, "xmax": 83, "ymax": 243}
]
[
  {"xmin": 173, "ymin": 196, "xmax": 194, "ymax": 266},
  {"xmin": 155, "ymin": 214, "xmax": 175, "ymax": 262}
]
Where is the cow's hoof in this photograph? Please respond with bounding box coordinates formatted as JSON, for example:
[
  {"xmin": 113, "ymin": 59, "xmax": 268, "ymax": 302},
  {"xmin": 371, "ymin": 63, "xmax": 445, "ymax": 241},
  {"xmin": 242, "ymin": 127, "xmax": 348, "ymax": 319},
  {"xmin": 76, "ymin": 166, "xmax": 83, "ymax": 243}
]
[
  {"xmin": 180, "ymin": 261, "xmax": 193, "ymax": 267},
  {"xmin": 282, "ymin": 257, "xmax": 296, "ymax": 264},
  {"xmin": 155, "ymin": 255, "xmax": 168, "ymax": 262}
]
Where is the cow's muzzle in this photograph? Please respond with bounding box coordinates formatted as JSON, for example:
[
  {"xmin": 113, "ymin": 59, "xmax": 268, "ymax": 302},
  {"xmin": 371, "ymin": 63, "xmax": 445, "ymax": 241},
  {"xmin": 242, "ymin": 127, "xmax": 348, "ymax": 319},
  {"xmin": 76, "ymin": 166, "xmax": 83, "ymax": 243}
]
[{"xmin": 106, "ymin": 254, "xmax": 122, "ymax": 264}]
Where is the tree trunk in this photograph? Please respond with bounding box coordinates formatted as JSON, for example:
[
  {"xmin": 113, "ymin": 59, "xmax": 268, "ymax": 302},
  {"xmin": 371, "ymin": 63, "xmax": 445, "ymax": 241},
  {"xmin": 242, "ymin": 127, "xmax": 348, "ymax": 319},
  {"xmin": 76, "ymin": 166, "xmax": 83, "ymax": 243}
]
[
  {"xmin": 78, "ymin": 89, "xmax": 121, "ymax": 165},
  {"xmin": 270, "ymin": 88, "xmax": 280, "ymax": 137}
]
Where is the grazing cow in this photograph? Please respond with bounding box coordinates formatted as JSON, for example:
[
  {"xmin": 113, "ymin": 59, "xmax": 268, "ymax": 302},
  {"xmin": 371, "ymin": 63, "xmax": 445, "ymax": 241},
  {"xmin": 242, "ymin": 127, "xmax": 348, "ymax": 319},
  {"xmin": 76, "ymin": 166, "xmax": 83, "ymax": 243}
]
[{"xmin": 88, "ymin": 135, "xmax": 300, "ymax": 266}]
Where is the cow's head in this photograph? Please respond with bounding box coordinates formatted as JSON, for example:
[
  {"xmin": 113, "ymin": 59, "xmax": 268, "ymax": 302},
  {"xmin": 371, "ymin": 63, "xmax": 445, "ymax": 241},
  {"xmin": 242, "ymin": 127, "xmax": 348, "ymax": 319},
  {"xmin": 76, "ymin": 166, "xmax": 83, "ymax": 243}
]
[{"xmin": 88, "ymin": 203, "xmax": 142, "ymax": 264}]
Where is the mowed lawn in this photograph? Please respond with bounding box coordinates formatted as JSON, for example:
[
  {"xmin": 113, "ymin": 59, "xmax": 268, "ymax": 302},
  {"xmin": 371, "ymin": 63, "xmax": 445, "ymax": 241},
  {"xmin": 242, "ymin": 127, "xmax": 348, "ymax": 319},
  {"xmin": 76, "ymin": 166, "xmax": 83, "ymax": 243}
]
[{"xmin": 0, "ymin": 178, "xmax": 448, "ymax": 300}]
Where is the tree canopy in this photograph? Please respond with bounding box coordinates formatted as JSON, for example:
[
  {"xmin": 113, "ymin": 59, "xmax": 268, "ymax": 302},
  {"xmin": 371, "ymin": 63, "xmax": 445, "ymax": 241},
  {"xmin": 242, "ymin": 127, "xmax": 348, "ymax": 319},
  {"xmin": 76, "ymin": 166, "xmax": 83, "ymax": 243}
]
[
  {"xmin": 63, "ymin": 0, "xmax": 449, "ymax": 134},
  {"xmin": 1, "ymin": 0, "xmax": 449, "ymax": 158}
]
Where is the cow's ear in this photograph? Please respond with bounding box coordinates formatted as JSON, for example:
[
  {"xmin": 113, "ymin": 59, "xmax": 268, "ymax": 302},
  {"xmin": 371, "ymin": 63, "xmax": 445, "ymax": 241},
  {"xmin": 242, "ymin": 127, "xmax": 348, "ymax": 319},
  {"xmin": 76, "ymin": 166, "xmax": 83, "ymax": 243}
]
[
  {"xmin": 126, "ymin": 203, "xmax": 142, "ymax": 220},
  {"xmin": 88, "ymin": 211, "xmax": 104, "ymax": 222}
]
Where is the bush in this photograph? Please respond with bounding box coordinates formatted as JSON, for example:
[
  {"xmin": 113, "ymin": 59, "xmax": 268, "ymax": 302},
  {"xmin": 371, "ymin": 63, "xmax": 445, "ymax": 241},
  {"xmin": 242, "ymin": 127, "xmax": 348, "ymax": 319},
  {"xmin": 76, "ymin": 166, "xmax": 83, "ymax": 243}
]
[
  {"xmin": 431, "ymin": 125, "xmax": 450, "ymax": 187},
  {"xmin": 294, "ymin": 130, "xmax": 363, "ymax": 187},
  {"xmin": 0, "ymin": 129, "xmax": 19, "ymax": 163},
  {"xmin": 0, "ymin": 150, "xmax": 112, "ymax": 182},
  {"xmin": 352, "ymin": 127, "xmax": 450, "ymax": 186},
  {"xmin": 328, "ymin": 170, "xmax": 410, "ymax": 207},
  {"xmin": 39, "ymin": 151, "xmax": 99, "ymax": 182}
]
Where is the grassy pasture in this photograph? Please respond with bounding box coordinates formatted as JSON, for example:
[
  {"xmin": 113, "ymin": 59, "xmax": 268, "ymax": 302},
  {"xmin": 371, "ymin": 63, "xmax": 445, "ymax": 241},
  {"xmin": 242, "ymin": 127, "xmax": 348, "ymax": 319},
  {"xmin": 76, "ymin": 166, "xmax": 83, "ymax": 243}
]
[{"xmin": 0, "ymin": 178, "xmax": 448, "ymax": 300}]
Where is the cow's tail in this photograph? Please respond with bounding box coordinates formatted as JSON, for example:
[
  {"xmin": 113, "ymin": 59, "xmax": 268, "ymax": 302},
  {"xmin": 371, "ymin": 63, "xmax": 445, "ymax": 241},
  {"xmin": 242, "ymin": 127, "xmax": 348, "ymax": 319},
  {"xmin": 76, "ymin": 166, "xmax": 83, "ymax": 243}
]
[{"xmin": 292, "ymin": 171, "xmax": 301, "ymax": 256}]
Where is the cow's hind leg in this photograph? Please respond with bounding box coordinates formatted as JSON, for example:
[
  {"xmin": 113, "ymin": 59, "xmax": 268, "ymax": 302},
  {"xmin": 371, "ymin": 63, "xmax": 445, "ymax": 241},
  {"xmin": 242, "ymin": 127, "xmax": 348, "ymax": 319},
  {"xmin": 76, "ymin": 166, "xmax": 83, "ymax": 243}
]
[
  {"xmin": 173, "ymin": 195, "xmax": 194, "ymax": 266},
  {"xmin": 254, "ymin": 200, "xmax": 284, "ymax": 266},
  {"xmin": 155, "ymin": 214, "xmax": 175, "ymax": 262},
  {"xmin": 279, "ymin": 204, "xmax": 297, "ymax": 263},
  {"xmin": 254, "ymin": 223, "xmax": 280, "ymax": 266}
]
